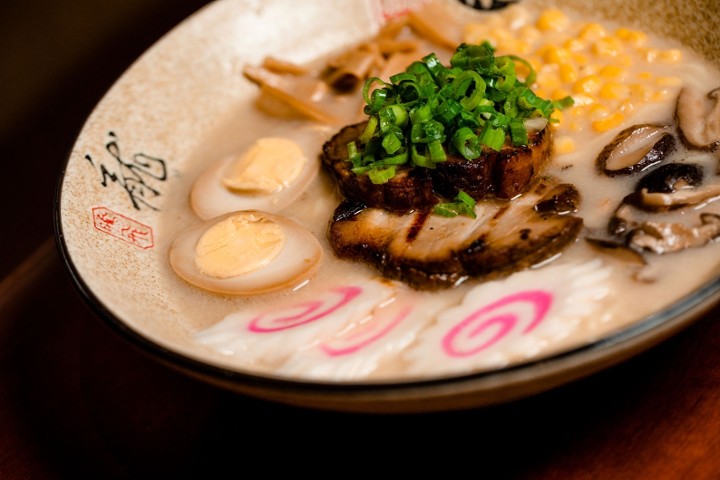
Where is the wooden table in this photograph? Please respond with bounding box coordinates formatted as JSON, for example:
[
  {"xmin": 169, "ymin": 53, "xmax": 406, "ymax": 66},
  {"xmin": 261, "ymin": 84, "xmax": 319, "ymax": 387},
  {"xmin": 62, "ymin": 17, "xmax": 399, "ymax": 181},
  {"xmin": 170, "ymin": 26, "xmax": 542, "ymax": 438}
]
[{"xmin": 2, "ymin": 1, "xmax": 720, "ymax": 477}]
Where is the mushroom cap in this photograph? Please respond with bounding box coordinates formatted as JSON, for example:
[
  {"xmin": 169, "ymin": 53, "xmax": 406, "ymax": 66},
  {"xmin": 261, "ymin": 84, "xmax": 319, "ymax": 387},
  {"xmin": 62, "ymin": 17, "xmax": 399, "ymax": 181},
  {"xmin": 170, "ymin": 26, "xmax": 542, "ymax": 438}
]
[
  {"xmin": 675, "ymin": 86, "xmax": 720, "ymax": 150},
  {"xmin": 595, "ymin": 124, "xmax": 675, "ymax": 177},
  {"xmin": 636, "ymin": 162, "xmax": 703, "ymax": 194}
]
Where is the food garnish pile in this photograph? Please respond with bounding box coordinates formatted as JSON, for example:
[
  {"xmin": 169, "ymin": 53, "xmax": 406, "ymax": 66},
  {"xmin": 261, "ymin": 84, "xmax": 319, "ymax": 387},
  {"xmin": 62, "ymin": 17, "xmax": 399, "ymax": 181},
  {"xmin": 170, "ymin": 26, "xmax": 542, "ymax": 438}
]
[
  {"xmin": 172, "ymin": 4, "xmax": 720, "ymax": 296},
  {"xmin": 318, "ymin": 39, "xmax": 585, "ymax": 289},
  {"xmin": 344, "ymin": 41, "xmax": 572, "ymax": 193}
]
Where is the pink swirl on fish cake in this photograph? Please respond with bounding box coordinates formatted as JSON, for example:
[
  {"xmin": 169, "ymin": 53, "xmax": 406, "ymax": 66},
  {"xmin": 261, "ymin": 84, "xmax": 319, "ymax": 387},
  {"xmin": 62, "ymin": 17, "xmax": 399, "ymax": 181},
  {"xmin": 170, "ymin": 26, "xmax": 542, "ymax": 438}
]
[
  {"xmin": 248, "ymin": 286, "xmax": 363, "ymax": 333},
  {"xmin": 320, "ymin": 305, "xmax": 413, "ymax": 356},
  {"xmin": 442, "ymin": 290, "xmax": 552, "ymax": 357}
]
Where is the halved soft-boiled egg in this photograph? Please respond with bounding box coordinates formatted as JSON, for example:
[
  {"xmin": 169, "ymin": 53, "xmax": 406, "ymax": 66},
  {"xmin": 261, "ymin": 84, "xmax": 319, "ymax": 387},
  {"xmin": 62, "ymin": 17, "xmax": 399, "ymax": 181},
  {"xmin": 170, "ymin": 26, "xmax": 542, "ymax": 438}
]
[
  {"xmin": 169, "ymin": 210, "xmax": 322, "ymax": 295},
  {"xmin": 190, "ymin": 126, "xmax": 327, "ymax": 220}
]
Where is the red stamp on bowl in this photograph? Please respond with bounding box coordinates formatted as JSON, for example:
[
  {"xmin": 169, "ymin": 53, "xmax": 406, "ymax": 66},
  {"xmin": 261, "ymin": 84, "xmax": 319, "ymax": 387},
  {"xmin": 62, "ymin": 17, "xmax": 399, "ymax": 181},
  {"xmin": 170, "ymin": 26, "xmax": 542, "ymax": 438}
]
[{"xmin": 92, "ymin": 206, "xmax": 154, "ymax": 250}]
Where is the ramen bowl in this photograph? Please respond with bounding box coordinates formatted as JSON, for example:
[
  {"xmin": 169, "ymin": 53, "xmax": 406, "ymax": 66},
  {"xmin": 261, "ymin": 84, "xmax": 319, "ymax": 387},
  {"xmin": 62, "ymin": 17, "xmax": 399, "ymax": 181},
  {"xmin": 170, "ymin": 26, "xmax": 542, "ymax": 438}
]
[{"xmin": 55, "ymin": 0, "xmax": 720, "ymax": 412}]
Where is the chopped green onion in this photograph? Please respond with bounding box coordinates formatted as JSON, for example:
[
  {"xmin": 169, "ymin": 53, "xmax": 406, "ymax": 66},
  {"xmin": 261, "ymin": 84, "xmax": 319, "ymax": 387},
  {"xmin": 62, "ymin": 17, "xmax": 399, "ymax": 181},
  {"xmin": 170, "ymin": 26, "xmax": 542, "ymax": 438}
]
[
  {"xmin": 381, "ymin": 130, "xmax": 403, "ymax": 154},
  {"xmin": 509, "ymin": 118, "xmax": 529, "ymax": 147},
  {"xmin": 347, "ymin": 141, "xmax": 361, "ymax": 166},
  {"xmin": 428, "ymin": 140, "xmax": 446, "ymax": 163},
  {"xmin": 379, "ymin": 105, "xmax": 408, "ymax": 133},
  {"xmin": 494, "ymin": 57, "xmax": 517, "ymax": 93},
  {"xmin": 410, "ymin": 103, "xmax": 432, "ymax": 124},
  {"xmin": 411, "ymin": 145, "xmax": 434, "ymax": 168},
  {"xmin": 553, "ymin": 95, "xmax": 575, "ymax": 110},
  {"xmin": 368, "ymin": 166, "xmax": 397, "ymax": 184},
  {"xmin": 452, "ymin": 127, "xmax": 482, "ymax": 160},
  {"xmin": 358, "ymin": 115, "xmax": 378, "ymax": 144},
  {"xmin": 507, "ymin": 55, "xmax": 537, "ymax": 86},
  {"xmin": 377, "ymin": 150, "xmax": 408, "ymax": 166},
  {"xmin": 436, "ymin": 98, "xmax": 463, "ymax": 123},
  {"xmin": 434, "ymin": 190, "xmax": 477, "ymax": 218},
  {"xmin": 478, "ymin": 123, "xmax": 505, "ymax": 152},
  {"xmin": 422, "ymin": 52, "xmax": 445, "ymax": 79},
  {"xmin": 347, "ymin": 40, "xmax": 575, "ymax": 201}
]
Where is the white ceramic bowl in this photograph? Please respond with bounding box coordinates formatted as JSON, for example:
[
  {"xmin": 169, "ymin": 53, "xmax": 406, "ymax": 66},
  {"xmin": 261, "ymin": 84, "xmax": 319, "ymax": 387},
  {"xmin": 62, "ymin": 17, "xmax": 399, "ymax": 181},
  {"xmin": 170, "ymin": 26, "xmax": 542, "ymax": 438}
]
[{"xmin": 55, "ymin": 0, "xmax": 720, "ymax": 412}]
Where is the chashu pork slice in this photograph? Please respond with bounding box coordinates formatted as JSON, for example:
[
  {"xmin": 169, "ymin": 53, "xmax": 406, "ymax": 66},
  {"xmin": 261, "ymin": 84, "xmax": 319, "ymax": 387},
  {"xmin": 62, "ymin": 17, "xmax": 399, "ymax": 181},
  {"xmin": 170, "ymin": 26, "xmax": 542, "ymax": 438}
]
[
  {"xmin": 322, "ymin": 121, "xmax": 553, "ymax": 212},
  {"xmin": 329, "ymin": 177, "xmax": 583, "ymax": 290},
  {"xmin": 322, "ymin": 122, "xmax": 436, "ymax": 212}
]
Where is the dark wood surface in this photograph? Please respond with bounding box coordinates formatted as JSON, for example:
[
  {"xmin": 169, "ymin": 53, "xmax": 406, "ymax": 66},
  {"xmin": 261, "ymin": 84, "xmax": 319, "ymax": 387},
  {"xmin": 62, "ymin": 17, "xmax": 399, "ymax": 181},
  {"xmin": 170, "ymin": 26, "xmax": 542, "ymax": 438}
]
[{"xmin": 3, "ymin": 1, "xmax": 720, "ymax": 477}]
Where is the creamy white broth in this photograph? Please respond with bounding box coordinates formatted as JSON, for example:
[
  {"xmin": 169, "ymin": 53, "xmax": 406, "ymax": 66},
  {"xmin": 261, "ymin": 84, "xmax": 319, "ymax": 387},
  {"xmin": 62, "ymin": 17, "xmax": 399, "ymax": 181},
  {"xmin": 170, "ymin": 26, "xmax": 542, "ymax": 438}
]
[{"xmin": 161, "ymin": 2, "xmax": 720, "ymax": 381}]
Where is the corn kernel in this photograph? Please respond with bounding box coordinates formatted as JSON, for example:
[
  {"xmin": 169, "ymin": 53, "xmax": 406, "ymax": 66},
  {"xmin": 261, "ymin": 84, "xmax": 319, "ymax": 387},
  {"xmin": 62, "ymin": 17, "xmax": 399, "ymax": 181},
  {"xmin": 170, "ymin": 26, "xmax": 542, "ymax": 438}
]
[
  {"xmin": 551, "ymin": 109, "xmax": 564, "ymax": 126},
  {"xmin": 570, "ymin": 94, "xmax": 595, "ymax": 107},
  {"xmin": 568, "ymin": 120, "xmax": 584, "ymax": 132},
  {"xmin": 514, "ymin": 40, "xmax": 531, "ymax": 55},
  {"xmin": 619, "ymin": 99, "xmax": 635, "ymax": 114},
  {"xmin": 565, "ymin": 103, "xmax": 584, "ymax": 118},
  {"xmin": 533, "ymin": 87, "xmax": 549, "ymax": 99},
  {"xmin": 620, "ymin": 54, "xmax": 634, "ymax": 68},
  {"xmin": 630, "ymin": 83, "xmax": 652, "ymax": 101},
  {"xmin": 537, "ymin": 71, "xmax": 561, "ymax": 90},
  {"xmin": 573, "ymin": 75, "xmax": 602, "ymax": 94},
  {"xmin": 637, "ymin": 71, "xmax": 653, "ymax": 81},
  {"xmin": 600, "ymin": 83, "xmax": 630, "ymax": 100},
  {"xmin": 571, "ymin": 52, "xmax": 590, "ymax": 65},
  {"xmin": 515, "ymin": 61, "xmax": 534, "ymax": 82},
  {"xmin": 542, "ymin": 47, "xmax": 571, "ymax": 64},
  {"xmin": 651, "ymin": 89, "xmax": 672, "ymax": 101},
  {"xmin": 660, "ymin": 49, "xmax": 683, "ymax": 62},
  {"xmin": 593, "ymin": 37, "xmax": 624, "ymax": 57},
  {"xmin": 616, "ymin": 28, "xmax": 647, "ymax": 46},
  {"xmin": 580, "ymin": 23, "xmax": 607, "ymax": 41},
  {"xmin": 589, "ymin": 104, "xmax": 610, "ymax": 120},
  {"xmin": 656, "ymin": 76, "xmax": 683, "ymax": 87},
  {"xmin": 551, "ymin": 88, "xmax": 572, "ymax": 100},
  {"xmin": 489, "ymin": 27, "xmax": 513, "ymax": 41},
  {"xmin": 528, "ymin": 55, "xmax": 542, "ymax": 69},
  {"xmin": 518, "ymin": 25, "xmax": 541, "ymax": 42},
  {"xmin": 496, "ymin": 40, "xmax": 519, "ymax": 54},
  {"xmin": 563, "ymin": 38, "xmax": 586, "ymax": 52},
  {"xmin": 558, "ymin": 63, "xmax": 577, "ymax": 83},
  {"xmin": 599, "ymin": 65, "xmax": 624, "ymax": 78},
  {"xmin": 592, "ymin": 112, "xmax": 625, "ymax": 132},
  {"xmin": 537, "ymin": 9, "xmax": 569, "ymax": 32},
  {"xmin": 554, "ymin": 136, "xmax": 576, "ymax": 154}
]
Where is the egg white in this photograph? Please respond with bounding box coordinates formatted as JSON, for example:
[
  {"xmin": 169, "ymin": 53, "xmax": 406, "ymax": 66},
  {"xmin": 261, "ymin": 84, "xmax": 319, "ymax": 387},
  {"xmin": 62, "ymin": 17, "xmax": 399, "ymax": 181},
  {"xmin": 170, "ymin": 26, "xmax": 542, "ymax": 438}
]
[
  {"xmin": 169, "ymin": 210, "xmax": 323, "ymax": 295},
  {"xmin": 190, "ymin": 125, "xmax": 330, "ymax": 220}
]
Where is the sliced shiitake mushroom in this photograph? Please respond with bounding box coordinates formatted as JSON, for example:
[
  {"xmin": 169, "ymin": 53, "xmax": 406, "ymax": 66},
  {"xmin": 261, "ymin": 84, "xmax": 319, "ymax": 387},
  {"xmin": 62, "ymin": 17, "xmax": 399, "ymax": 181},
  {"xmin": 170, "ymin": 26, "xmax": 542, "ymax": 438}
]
[
  {"xmin": 596, "ymin": 124, "xmax": 675, "ymax": 176},
  {"xmin": 675, "ymin": 86, "xmax": 720, "ymax": 150},
  {"xmin": 635, "ymin": 162, "xmax": 703, "ymax": 193},
  {"xmin": 630, "ymin": 184, "xmax": 720, "ymax": 212},
  {"xmin": 627, "ymin": 213, "xmax": 720, "ymax": 254},
  {"xmin": 608, "ymin": 203, "xmax": 636, "ymax": 236},
  {"xmin": 624, "ymin": 163, "xmax": 720, "ymax": 211}
]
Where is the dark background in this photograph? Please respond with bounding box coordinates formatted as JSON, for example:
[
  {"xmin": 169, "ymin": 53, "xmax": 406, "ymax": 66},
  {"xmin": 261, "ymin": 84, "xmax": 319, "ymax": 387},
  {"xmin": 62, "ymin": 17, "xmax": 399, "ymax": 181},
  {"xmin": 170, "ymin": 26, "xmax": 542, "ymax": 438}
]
[
  {"xmin": 0, "ymin": 0, "xmax": 210, "ymax": 279},
  {"xmin": 2, "ymin": 1, "xmax": 720, "ymax": 478}
]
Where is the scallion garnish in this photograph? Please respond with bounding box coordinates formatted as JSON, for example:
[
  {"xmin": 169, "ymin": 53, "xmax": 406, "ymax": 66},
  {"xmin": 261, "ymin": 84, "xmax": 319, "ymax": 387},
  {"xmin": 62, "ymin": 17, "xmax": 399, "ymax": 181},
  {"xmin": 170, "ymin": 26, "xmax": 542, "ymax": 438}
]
[
  {"xmin": 350, "ymin": 41, "xmax": 574, "ymax": 186},
  {"xmin": 434, "ymin": 190, "xmax": 477, "ymax": 218}
]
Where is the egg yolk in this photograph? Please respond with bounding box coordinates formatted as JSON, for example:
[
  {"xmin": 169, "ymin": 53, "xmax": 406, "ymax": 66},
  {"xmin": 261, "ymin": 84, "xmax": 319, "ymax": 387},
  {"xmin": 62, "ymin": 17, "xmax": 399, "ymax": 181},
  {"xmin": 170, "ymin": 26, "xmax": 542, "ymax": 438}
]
[
  {"xmin": 222, "ymin": 137, "xmax": 306, "ymax": 194},
  {"xmin": 194, "ymin": 212, "xmax": 285, "ymax": 278}
]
